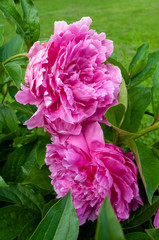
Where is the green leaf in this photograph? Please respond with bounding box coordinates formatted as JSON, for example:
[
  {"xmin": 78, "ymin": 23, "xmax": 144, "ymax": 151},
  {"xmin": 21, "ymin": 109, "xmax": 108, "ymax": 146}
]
[
  {"xmin": 30, "ymin": 191, "xmax": 79, "ymax": 240},
  {"xmin": 13, "ymin": 134, "xmax": 37, "ymax": 146},
  {"xmin": 0, "ymin": 176, "xmax": 8, "ymax": 186},
  {"xmin": 118, "ymin": 79, "xmax": 128, "ymax": 110},
  {"xmin": 0, "ymin": 205, "xmax": 36, "ymax": 240},
  {"xmin": 8, "ymin": 85, "xmax": 18, "ymax": 99},
  {"xmin": 4, "ymin": 62, "xmax": 22, "ymax": 89},
  {"xmin": 105, "ymin": 103, "xmax": 125, "ymax": 128},
  {"xmin": 129, "ymin": 42, "xmax": 149, "ymax": 78},
  {"xmin": 146, "ymin": 229, "xmax": 159, "ymax": 240},
  {"xmin": 0, "ymin": 0, "xmax": 39, "ymax": 47},
  {"xmin": 36, "ymin": 138, "xmax": 50, "ymax": 168},
  {"xmin": 2, "ymin": 143, "xmax": 37, "ymax": 183},
  {"xmin": 152, "ymin": 142, "xmax": 159, "ymax": 158},
  {"xmin": 121, "ymin": 85, "xmax": 151, "ymax": 133},
  {"xmin": 0, "ymin": 103, "xmax": 19, "ymax": 134},
  {"xmin": 0, "ymin": 183, "xmax": 45, "ymax": 212},
  {"xmin": 152, "ymin": 64, "xmax": 159, "ymax": 118},
  {"xmin": 0, "ymin": 24, "xmax": 4, "ymax": 46},
  {"xmin": 23, "ymin": 163, "xmax": 53, "ymax": 191},
  {"xmin": 131, "ymin": 50, "xmax": 159, "ymax": 86},
  {"xmin": 18, "ymin": 217, "xmax": 40, "ymax": 240},
  {"xmin": 136, "ymin": 141, "xmax": 159, "ymax": 203},
  {"xmin": 123, "ymin": 196, "xmax": 159, "ymax": 229},
  {"xmin": 107, "ymin": 57, "xmax": 130, "ymax": 84},
  {"xmin": 20, "ymin": 0, "xmax": 40, "ymax": 47},
  {"xmin": 10, "ymin": 101, "xmax": 36, "ymax": 117},
  {"xmin": 95, "ymin": 196, "xmax": 125, "ymax": 240},
  {"xmin": 126, "ymin": 232, "xmax": 152, "ymax": 240},
  {"xmin": 0, "ymin": 35, "xmax": 23, "ymax": 62}
]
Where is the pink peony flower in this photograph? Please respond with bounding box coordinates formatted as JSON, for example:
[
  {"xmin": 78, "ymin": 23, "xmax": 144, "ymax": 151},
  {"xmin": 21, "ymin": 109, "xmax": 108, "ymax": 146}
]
[
  {"xmin": 154, "ymin": 208, "xmax": 159, "ymax": 228},
  {"xmin": 15, "ymin": 17, "xmax": 122, "ymax": 135},
  {"xmin": 45, "ymin": 122, "xmax": 143, "ymax": 225}
]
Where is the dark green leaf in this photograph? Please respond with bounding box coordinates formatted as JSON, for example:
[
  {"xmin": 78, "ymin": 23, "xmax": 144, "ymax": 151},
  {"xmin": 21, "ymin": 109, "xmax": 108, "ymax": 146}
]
[
  {"xmin": 0, "ymin": 183, "xmax": 45, "ymax": 212},
  {"xmin": 121, "ymin": 85, "xmax": 151, "ymax": 132},
  {"xmin": 95, "ymin": 196, "xmax": 125, "ymax": 240},
  {"xmin": 4, "ymin": 62, "xmax": 22, "ymax": 89},
  {"xmin": 137, "ymin": 141, "xmax": 159, "ymax": 203},
  {"xmin": 152, "ymin": 64, "xmax": 159, "ymax": 118},
  {"xmin": 146, "ymin": 229, "xmax": 159, "ymax": 240},
  {"xmin": 0, "ymin": 205, "xmax": 36, "ymax": 240},
  {"xmin": 126, "ymin": 232, "xmax": 152, "ymax": 240},
  {"xmin": 0, "ymin": 35, "xmax": 23, "ymax": 62},
  {"xmin": 0, "ymin": 103, "xmax": 19, "ymax": 134},
  {"xmin": 8, "ymin": 85, "xmax": 18, "ymax": 99},
  {"xmin": 107, "ymin": 57, "xmax": 130, "ymax": 84},
  {"xmin": 0, "ymin": 0, "xmax": 39, "ymax": 47},
  {"xmin": 18, "ymin": 217, "xmax": 40, "ymax": 240},
  {"xmin": 10, "ymin": 101, "xmax": 36, "ymax": 117},
  {"xmin": 20, "ymin": 0, "xmax": 40, "ymax": 46},
  {"xmin": 0, "ymin": 132, "xmax": 16, "ymax": 142},
  {"xmin": 118, "ymin": 79, "xmax": 128, "ymax": 110},
  {"xmin": 23, "ymin": 163, "xmax": 53, "ymax": 191},
  {"xmin": 36, "ymin": 138, "xmax": 50, "ymax": 168},
  {"xmin": 131, "ymin": 50, "xmax": 159, "ymax": 86},
  {"xmin": 129, "ymin": 42, "xmax": 149, "ymax": 78},
  {"xmin": 0, "ymin": 24, "xmax": 4, "ymax": 46},
  {"xmin": 2, "ymin": 143, "xmax": 37, "ymax": 182},
  {"xmin": 105, "ymin": 103, "xmax": 125, "ymax": 128},
  {"xmin": 30, "ymin": 191, "xmax": 79, "ymax": 240},
  {"xmin": 152, "ymin": 142, "xmax": 159, "ymax": 158},
  {"xmin": 0, "ymin": 176, "xmax": 8, "ymax": 187},
  {"xmin": 123, "ymin": 196, "xmax": 159, "ymax": 229},
  {"xmin": 13, "ymin": 134, "xmax": 37, "ymax": 146}
]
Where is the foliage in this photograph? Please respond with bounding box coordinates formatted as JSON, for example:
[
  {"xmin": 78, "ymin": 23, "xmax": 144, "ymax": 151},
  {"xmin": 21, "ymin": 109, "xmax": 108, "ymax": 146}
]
[{"xmin": 0, "ymin": 0, "xmax": 159, "ymax": 239}]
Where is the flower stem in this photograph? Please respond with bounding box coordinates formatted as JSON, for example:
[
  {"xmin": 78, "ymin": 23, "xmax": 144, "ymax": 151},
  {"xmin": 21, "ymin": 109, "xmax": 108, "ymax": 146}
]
[
  {"xmin": 2, "ymin": 53, "xmax": 28, "ymax": 65},
  {"xmin": 131, "ymin": 122, "xmax": 159, "ymax": 140}
]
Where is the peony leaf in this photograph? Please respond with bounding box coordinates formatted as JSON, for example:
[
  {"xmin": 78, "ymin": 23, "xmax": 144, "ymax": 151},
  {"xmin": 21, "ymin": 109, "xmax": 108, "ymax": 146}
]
[
  {"xmin": 121, "ymin": 85, "xmax": 151, "ymax": 133},
  {"xmin": 95, "ymin": 196, "xmax": 125, "ymax": 240},
  {"xmin": 0, "ymin": 205, "xmax": 37, "ymax": 240},
  {"xmin": 0, "ymin": 183, "xmax": 45, "ymax": 212},
  {"xmin": 118, "ymin": 79, "xmax": 128, "ymax": 110},
  {"xmin": 105, "ymin": 103, "xmax": 125, "ymax": 128},
  {"xmin": 152, "ymin": 64, "xmax": 159, "ymax": 119},
  {"xmin": 126, "ymin": 232, "xmax": 152, "ymax": 240},
  {"xmin": 131, "ymin": 50, "xmax": 159, "ymax": 86},
  {"xmin": 129, "ymin": 42, "xmax": 149, "ymax": 78},
  {"xmin": 0, "ymin": 103, "xmax": 19, "ymax": 134},
  {"xmin": 23, "ymin": 163, "xmax": 53, "ymax": 191},
  {"xmin": 29, "ymin": 191, "xmax": 79, "ymax": 240},
  {"xmin": 122, "ymin": 196, "xmax": 159, "ymax": 229},
  {"xmin": 4, "ymin": 62, "xmax": 22, "ymax": 89},
  {"xmin": 0, "ymin": 0, "xmax": 39, "ymax": 48},
  {"xmin": 0, "ymin": 176, "xmax": 8, "ymax": 187},
  {"xmin": 0, "ymin": 24, "xmax": 4, "ymax": 47},
  {"xmin": 2, "ymin": 142, "xmax": 37, "ymax": 183},
  {"xmin": 0, "ymin": 35, "xmax": 23, "ymax": 62},
  {"xmin": 18, "ymin": 217, "xmax": 40, "ymax": 240},
  {"xmin": 146, "ymin": 229, "xmax": 159, "ymax": 240},
  {"xmin": 136, "ymin": 141, "xmax": 159, "ymax": 204},
  {"xmin": 20, "ymin": 0, "xmax": 40, "ymax": 47},
  {"xmin": 107, "ymin": 57, "xmax": 130, "ymax": 84}
]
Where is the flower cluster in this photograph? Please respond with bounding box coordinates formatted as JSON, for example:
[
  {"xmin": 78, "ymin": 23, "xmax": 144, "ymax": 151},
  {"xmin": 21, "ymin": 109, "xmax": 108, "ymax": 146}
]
[
  {"xmin": 16, "ymin": 17, "xmax": 121, "ymax": 136},
  {"xmin": 16, "ymin": 17, "xmax": 142, "ymax": 225}
]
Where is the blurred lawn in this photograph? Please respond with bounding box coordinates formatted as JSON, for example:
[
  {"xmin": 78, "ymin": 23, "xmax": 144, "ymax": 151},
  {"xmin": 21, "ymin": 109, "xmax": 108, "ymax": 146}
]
[
  {"xmin": 1, "ymin": 0, "xmax": 159, "ymax": 65},
  {"xmin": 0, "ymin": 0, "xmax": 159, "ymax": 143}
]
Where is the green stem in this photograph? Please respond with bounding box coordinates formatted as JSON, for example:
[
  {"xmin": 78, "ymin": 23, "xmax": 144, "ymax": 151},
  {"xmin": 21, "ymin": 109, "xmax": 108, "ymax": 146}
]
[
  {"xmin": 2, "ymin": 53, "xmax": 28, "ymax": 65},
  {"xmin": 131, "ymin": 122, "xmax": 159, "ymax": 140}
]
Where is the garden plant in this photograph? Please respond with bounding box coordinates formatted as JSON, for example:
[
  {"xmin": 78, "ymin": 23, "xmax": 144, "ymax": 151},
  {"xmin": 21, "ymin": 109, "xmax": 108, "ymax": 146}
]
[{"xmin": 0, "ymin": 0, "xmax": 159, "ymax": 240}]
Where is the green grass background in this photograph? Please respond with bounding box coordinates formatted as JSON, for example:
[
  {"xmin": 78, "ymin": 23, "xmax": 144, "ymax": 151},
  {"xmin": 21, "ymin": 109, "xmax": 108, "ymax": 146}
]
[{"xmin": 0, "ymin": 0, "xmax": 159, "ymax": 143}]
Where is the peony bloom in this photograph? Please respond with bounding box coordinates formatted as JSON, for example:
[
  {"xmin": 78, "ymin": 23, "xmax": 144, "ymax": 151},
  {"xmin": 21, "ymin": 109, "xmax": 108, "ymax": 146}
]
[
  {"xmin": 154, "ymin": 208, "xmax": 159, "ymax": 228},
  {"xmin": 45, "ymin": 122, "xmax": 143, "ymax": 225},
  {"xmin": 16, "ymin": 17, "xmax": 122, "ymax": 135}
]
